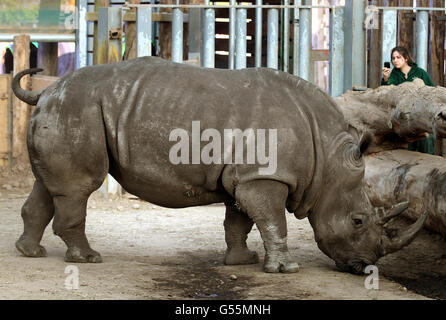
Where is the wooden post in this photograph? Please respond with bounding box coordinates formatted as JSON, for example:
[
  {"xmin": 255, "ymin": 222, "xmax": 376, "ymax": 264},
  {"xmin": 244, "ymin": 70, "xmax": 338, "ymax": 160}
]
[
  {"xmin": 398, "ymin": 0, "xmax": 414, "ymax": 54},
  {"xmin": 12, "ymin": 35, "xmax": 31, "ymax": 167},
  {"xmin": 0, "ymin": 74, "xmax": 11, "ymax": 167},
  {"xmin": 367, "ymin": 0, "xmax": 383, "ymax": 88},
  {"xmin": 432, "ymin": 1, "xmax": 445, "ymax": 156},
  {"xmin": 94, "ymin": 0, "xmax": 109, "ymax": 65},
  {"xmin": 431, "ymin": 0, "xmax": 445, "ymax": 86},
  {"xmin": 159, "ymin": 0, "xmax": 174, "ymax": 60},
  {"xmin": 37, "ymin": 43, "xmax": 59, "ymax": 76},
  {"xmin": 123, "ymin": 0, "xmax": 140, "ymax": 60}
]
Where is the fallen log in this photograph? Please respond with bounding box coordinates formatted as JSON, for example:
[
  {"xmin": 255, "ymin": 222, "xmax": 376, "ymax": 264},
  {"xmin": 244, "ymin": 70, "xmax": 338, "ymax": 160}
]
[
  {"xmin": 364, "ymin": 149, "xmax": 446, "ymax": 236},
  {"xmin": 335, "ymin": 79, "xmax": 446, "ymax": 153}
]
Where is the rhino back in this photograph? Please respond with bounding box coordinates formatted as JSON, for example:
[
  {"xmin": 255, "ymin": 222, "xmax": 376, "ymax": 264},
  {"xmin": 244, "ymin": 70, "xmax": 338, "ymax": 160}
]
[{"xmin": 37, "ymin": 57, "xmax": 348, "ymax": 208}]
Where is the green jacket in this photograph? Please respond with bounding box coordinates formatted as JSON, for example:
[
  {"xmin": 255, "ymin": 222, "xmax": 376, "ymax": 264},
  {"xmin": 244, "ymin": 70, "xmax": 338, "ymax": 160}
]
[
  {"xmin": 381, "ymin": 63, "xmax": 435, "ymax": 154},
  {"xmin": 380, "ymin": 62, "xmax": 434, "ymax": 86}
]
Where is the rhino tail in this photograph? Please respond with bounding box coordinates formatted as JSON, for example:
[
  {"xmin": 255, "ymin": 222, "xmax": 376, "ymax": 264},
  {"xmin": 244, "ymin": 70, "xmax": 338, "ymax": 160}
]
[{"xmin": 11, "ymin": 68, "xmax": 44, "ymax": 106}]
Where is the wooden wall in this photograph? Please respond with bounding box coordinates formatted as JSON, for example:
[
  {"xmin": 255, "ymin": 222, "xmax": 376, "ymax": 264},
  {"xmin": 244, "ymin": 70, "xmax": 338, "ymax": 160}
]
[{"xmin": 0, "ymin": 75, "xmax": 11, "ymax": 167}]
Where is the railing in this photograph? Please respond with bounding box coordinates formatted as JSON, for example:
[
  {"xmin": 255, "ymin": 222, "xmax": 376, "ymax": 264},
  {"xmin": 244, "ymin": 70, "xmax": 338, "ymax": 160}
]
[{"xmin": 80, "ymin": 2, "xmax": 346, "ymax": 97}]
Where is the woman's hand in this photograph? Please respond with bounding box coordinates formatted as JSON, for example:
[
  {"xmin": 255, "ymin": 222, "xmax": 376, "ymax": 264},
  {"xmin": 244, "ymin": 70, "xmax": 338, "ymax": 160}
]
[{"xmin": 382, "ymin": 67, "xmax": 391, "ymax": 81}]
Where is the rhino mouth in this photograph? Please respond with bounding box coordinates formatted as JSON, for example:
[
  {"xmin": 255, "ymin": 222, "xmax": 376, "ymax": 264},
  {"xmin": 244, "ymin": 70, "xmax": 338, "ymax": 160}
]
[{"xmin": 335, "ymin": 259, "xmax": 373, "ymax": 275}]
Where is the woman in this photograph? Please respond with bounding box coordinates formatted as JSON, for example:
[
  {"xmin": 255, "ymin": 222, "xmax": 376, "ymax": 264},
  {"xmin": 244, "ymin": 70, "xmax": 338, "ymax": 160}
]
[{"xmin": 381, "ymin": 46, "xmax": 435, "ymax": 155}]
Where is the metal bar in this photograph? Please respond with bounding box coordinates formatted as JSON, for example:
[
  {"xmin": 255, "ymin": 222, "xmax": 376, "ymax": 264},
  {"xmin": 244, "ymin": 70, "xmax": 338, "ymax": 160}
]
[
  {"xmin": 416, "ymin": 10, "xmax": 429, "ymax": 70},
  {"xmin": 202, "ymin": 0, "xmax": 215, "ymax": 68},
  {"xmin": 298, "ymin": 2, "xmax": 310, "ymax": 80},
  {"xmin": 97, "ymin": 7, "xmax": 123, "ymax": 64},
  {"xmin": 136, "ymin": 6, "xmax": 152, "ymax": 57},
  {"xmin": 152, "ymin": 0, "xmax": 159, "ymax": 55},
  {"xmin": 292, "ymin": 0, "xmax": 300, "ymax": 76},
  {"xmin": 343, "ymin": 0, "xmax": 366, "ymax": 90},
  {"xmin": 0, "ymin": 34, "xmax": 76, "ymax": 42},
  {"xmin": 87, "ymin": 11, "xmax": 189, "ymax": 22},
  {"xmin": 228, "ymin": 0, "xmax": 236, "ymax": 69},
  {"xmin": 267, "ymin": 8, "xmax": 279, "ymax": 69},
  {"xmin": 255, "ymin": 0, "xmax": 262, "ymax": 67},
  {"xmin": 87, "ymin": 3, "xmax": 94, "ymax": 66},
  {"xmin": 75, "ymin": 0, "xmax": 88, "ymax": 69},
  {"xmin": 188, "ymin": 7, "xmax": 200, "ymax": 63},
  {"xmin": 172, "ymin": 8, "xmax": 183, "ymax": 63},
  {"xmin": 329, "ymin": 7, "xmax": 344, "ymax": 97},
  {"xmin": 235, "ymin": 8, "xmax": 247, "ymax": 69},
  {"xmin": 125, "ymin": 4, "xmax": 340, "ymax": 9},
  {"xmin": 282, "ymin": 0, "xmax": 290, "ymax": 72},
  {"xmin": 372, "ymin": 6, "xmax": 446, "ymax": 11},
  {"xmin": 381, "ymin": 9, "xmax": 396, "ymax": 75}
]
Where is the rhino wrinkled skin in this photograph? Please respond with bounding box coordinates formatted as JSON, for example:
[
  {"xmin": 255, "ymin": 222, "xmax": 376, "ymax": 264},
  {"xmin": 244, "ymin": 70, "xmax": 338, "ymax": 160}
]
[{"xmin": 12, "ymin": 57, "xmax": 427, "ymax": 274}]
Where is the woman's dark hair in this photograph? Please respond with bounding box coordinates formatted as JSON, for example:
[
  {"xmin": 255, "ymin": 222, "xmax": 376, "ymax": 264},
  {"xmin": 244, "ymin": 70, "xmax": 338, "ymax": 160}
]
[{"xmin": 391, "ymin": 46, "xmax": 415, "ymax": 66}]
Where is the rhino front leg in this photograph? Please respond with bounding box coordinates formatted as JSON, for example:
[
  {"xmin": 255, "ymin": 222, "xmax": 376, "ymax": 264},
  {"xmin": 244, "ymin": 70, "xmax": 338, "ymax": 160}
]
[
  {"xmin": 223, "ymin": 203, "xmax": 259, "ymax": 265},
  {"xmin": 235, "ymin": 180, "xmax": 299, "ymax": 273},
  {"xmin": 52, "ymin": 195, "xmax": 102, "ymax": 263},
  {"xmin": 16, "ymin": 180, "xmax": 54, "ymax": 258}
]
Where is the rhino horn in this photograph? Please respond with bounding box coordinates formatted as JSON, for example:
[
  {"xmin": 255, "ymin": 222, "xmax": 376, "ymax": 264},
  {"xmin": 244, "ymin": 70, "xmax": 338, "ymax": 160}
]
[
  {"xmin": 377, "ymin": 201, "xmax": 409, "ymax": 226},
  {"xmin": 379, "ymin": 211, "xmax": 428, "ymax": 256}
]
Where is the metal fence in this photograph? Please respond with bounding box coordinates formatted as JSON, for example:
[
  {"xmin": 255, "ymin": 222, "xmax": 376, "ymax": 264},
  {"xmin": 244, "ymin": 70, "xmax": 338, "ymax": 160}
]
[
  {"xmin": 76, "ymin": 2, "xmax": 348, "ymax": 97},
  {"xmin": 1, "ymin": 1, "xmax": 444, "ymax": 97}
]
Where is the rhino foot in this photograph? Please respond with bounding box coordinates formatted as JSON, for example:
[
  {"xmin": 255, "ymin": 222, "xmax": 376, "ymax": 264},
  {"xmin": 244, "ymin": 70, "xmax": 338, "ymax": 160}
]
[
  {"xmin": 16, "ymin": 236, "xmax": 47, "ymax": 258},
  {"xmin": 224, "ymin": 248, "xmax": 259, "ymax": 265},
  {"xmin": 264, "ymin": 253, "xmax": 300, "ymax": 273},
  {"xmin": 64, "ymin": 247, "xmax": 102, "ymax": 263}
]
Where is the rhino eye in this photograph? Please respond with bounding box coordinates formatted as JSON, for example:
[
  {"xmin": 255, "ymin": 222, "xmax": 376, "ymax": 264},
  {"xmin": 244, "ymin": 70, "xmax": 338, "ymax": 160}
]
[
  {"xmin": 345, "ymin": 144, "xmax": 364, "ymax": 169},
  {"xmin": 353, "ymin": 218, "xmax": 363, "ymax": 226}
]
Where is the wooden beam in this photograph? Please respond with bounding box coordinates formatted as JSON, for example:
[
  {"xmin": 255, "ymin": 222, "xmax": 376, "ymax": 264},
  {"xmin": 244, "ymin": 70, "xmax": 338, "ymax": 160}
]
[
  {"xmin": 123, "ymin": 0, "xmax": 140, "ymax": 61},
  {"xmin": 368, "ymin": 0, "xmax": 383, "ymax": 89},
  {"xmin": 431, "ymin": 0, "xmax": 445, "ymax": 87},
  {"xmin": 398, "ymin": 0, "xmax": 415, "ymax": 54},
  {"xmin": 12, "ymin": 35, "xmax": 31, "ymax": 167},
  {"xmin": 30, "ymin": 75, "xmax": 58, "ymax": 92},
  {"xmin": 0, "ymin": 75, "xmax": 11, "ymax": 167}
]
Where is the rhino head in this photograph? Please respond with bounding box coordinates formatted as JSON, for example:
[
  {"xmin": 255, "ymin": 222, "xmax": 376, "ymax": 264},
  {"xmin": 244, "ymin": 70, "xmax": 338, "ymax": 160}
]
[{"xmin": 308, "ymin": 128, "xmax": 427, "ymax": 275}]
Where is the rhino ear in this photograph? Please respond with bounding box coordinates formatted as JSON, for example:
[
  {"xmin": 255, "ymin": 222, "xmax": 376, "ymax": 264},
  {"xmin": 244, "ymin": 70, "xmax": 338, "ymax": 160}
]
[{"xmin": 358, "ymin": 132, "xmax": 372, "ymax": 155}]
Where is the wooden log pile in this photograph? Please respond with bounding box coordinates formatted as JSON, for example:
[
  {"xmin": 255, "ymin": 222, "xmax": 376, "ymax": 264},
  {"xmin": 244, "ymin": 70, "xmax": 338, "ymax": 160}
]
[{"xmin": 335, "ymin": 81, "xmax": 446, "ymax": 236}]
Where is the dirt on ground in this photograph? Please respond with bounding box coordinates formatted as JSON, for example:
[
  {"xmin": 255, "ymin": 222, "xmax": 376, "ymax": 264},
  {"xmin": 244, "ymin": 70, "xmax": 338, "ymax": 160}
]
[{"xmin": 0, "ymin": 167, "xmax": 445, "ymax": 300}]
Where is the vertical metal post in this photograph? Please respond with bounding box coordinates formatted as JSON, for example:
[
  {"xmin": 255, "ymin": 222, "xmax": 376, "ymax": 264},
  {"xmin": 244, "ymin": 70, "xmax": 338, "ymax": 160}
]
[
  {"xmin": 381, "ymin": 9, "xmax": 396, "ymax": 73},
  {"xmin": 329, "ymin": 7, "xmax": 344, "ymax": 97},
  {"xmin": 75, "ymin": 0, "xmax": 88, "ymax": 69},
  {"xmin": 97, "ymin": 7, "xmax": 123, "ymax": 65},
  {"xmin": 136, "ymin": 6, "xmax": 152, "ymax": 57},
  {"xmin": 267, "ymin": 9, "xmax": 279, "ymax": 69},
  {"xmin": 188, "ymin": 7, "xmax": 200, "ymax": 63},
  {"xmin": 298, "ymin": 1, "xmax": 310, "ymax": 80},
  {"xmin": 152, "ymin": 0, "xmax": 159, "ymax": 55},
  {"xmin": 235, "ymin": 8, "xmax": 247, "ymax": 69},
  {"xmin": 416, "ymin": 9, "xmax": 428, "ymax": 71},
  {"xmin": 87, "ymin": 2, "xmax": 94, "ymax": 66},
  {"xmin": 172, "ymin": 8, "xmax": 183, "ymax": 63},
  {"xmin": 97, "ymin": 7, "xmax": 123, "ymax": 196},
  {"xmin": 255, "ymin": 0, "xmax": 262, "ymax": 67},
  {"xmin": 343, "ymin": 0, "xmax": 366, "ymax": 90},
  {"xmin": 202, "ymin": 0, "xmax": 215, "ymax": 68},
  {"xmin": 292, "ymin": 0, "xmax": 300, "ymax": 76},
  {"xmin": 282, "ymin": 0, "xmax": 290, "ymax": 72},
  {"xmin": 229, "ymin": 0, "xmax": 236, "ymax": 69}
]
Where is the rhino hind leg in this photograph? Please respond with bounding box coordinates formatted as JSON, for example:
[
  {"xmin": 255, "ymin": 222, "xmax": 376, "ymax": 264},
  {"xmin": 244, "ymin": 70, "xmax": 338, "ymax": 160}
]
[
  {"xmin": 16, "ymin": 180, "xmax": 54, "ymax": 258},
  {"xmin": 223, "ymin": 203, "xmax": 259, "ymax": 265},
  {"xmin": 52, "ymin": 195, "xmax": 102, "ymax": 263},
  {"xmin": 235, "ymin": 180, "xmax": 299, "ymax": 273}
]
